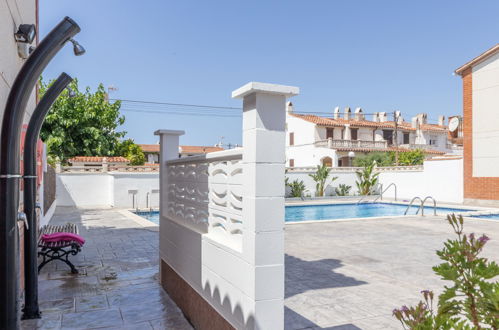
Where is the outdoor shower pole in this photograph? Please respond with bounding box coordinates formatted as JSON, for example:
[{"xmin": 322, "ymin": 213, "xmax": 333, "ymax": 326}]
[
  {"xmin": 22, "ymin": 73, "xmax": 73, "ymax": 320},
  {"xmin": 0, "ymin": 17, "xmax": 80, "ymax": 329}
]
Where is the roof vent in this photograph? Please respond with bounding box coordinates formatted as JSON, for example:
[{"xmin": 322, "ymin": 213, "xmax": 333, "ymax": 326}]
[{"xmin": 343, "ymin": 107, "xmax": 351, "ymax": 120}]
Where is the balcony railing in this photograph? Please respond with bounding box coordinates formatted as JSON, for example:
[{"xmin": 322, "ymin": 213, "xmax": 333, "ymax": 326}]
[{"xmin": 315, "ymin": 139, "xmax": 388, "ymax": 149}]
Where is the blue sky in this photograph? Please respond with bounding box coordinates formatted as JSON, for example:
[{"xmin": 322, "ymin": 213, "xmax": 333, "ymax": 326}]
[{"xmin": 40, "ymin": 1, "xmax": 499, "ymax": 146}]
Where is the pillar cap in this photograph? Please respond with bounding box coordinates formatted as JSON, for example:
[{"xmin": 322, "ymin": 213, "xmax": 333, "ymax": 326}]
[
  {"xmin": 154, "ymin": 129, "xmax": 185, "ymax": 136},
  {"xmin": 232, "ymin": 82, "xmax": 299, "ymax": 99}
]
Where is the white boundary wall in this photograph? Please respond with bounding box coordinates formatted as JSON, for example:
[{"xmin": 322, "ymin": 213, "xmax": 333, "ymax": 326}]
[
  {"xmin": 157, "ymin": 82, "xmax": 298, "ymax": 329},
  {"xmin": 286, "ymin": 158, "xmax": 463, "ymax": 203},
  {"xmin": 56, "ymin": 172, "xmax": 159, "ymax": 208}
]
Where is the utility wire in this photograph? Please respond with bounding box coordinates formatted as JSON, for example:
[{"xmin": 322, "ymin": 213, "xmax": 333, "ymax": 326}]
[{"xmin": 112, "ymin": 98, "xmax": 445, "ymax": 125}]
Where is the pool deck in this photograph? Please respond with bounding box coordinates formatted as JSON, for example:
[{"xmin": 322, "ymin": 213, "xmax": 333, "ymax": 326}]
[
  {"xmin": 23, "ymin": 207, "xmax": 499, "ymax": 329},
  {"xmin": 285, "ymin": 214, "xmax": 499, "ymax": 329}
]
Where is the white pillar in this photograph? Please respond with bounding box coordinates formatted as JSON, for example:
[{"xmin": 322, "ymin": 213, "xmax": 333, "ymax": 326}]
[
  {"xmin": 232, "ymin": 82, "xmax": 298, "ymax": 330},
  {"xmin": 154, "ymin": 129, "xmax": 185, "ymax": 219},
  {"xmin": 343, "ymin": 124, "xmax": 351, "ymax": 140}
]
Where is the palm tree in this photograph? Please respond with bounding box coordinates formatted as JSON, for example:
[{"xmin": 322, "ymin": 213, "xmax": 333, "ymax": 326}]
[{"xmin": 309, "ymin": 164, "xmax": 337, "ymax": 197}]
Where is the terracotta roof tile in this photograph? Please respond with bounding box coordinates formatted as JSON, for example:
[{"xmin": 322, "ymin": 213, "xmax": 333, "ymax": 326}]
[
  {"xmin": 179, "ymin": 145, "xmax": 224, "ymax": 154},
  {"xmin": 289, "ymin": 113, "xmax": 447, "ymax": 132},
  {"xmin": 138, "ymin": 144, "xmax": 160, "ymax": 153}
]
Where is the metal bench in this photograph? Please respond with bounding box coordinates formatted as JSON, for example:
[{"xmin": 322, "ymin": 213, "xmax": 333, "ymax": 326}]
[{"xmin": 38, "ymin": 223, "xmax": 82, "ymax": 274}]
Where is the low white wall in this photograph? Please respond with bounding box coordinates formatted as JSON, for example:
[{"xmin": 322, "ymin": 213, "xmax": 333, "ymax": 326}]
[
  {"xmin": 286, "ymin": 159, "xmax": 464, "ymax": 203},
  {"xmin": 379, "ymin": 159, "xmax": 463, "ymax": 203},
  {"xmin": 56, "ymin": 172, "xmax": 159, "ymax": 208}
]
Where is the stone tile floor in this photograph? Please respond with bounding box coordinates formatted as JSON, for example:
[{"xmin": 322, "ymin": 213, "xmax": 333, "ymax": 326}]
[
  {"xmin": 21, "ymin": 207, "xmax": 192, "ymax": 330},
  {"xmin": 21, "ymin": 208, "xmax": 499, "ymax": 329},
  {"xmin": 284, "ymin": 216, "xmax": 499, "ymax": 329}
]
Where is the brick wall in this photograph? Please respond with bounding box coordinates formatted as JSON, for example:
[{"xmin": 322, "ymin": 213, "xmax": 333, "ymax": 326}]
[{"xmin": 462, "ymin": 68, "xmax": 499, "ymax": 202}]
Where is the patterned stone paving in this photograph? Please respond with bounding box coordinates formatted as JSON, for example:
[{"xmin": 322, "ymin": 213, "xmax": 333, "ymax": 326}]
[
  {"xmin": 21, "ymin": 207, "xmax": 192, "ymax": 330},
  {"xmin": 284, "ymin": 216, "xmax": 499, "ymax": 329},
  {"xmin": 21, "ymin": 207, "xmax": 499, "ymax": 329}
]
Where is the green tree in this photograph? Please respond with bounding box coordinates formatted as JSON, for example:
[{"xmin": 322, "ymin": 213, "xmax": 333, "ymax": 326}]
[
  {"xmin": 355, "ymin": 161, "xmax": 380, "ymax": 195},
  {"xmin": 309, "ymin": 164, "xmax": 337, "ymax": 197},
  {"xmin": 396, "ymin": 149, "xmax": 425, "ymax": 166},
  {"xmin": 286, "ymin": 179, "xmax": 306, "ymax": 198},
  {"xmin": 40, "ymin": 78, "xmax": 126, "ymax": 163},
  {"xmin": 117, "ymin": 139, "xmax": 145, "ymax": 166}
]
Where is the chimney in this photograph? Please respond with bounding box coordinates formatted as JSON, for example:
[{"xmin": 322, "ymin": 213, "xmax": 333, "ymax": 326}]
[
  {"xmin": 354, "ymin": 107, "xmax": 364, "ymax": 121},
  {"xmin": 438, "ymin": 115, "xmax": 445, "ymax": 126},
  {"xmin": 416, "ymin": 113, "xmax": 428, "ymax": 125},
  {"xmin": 344, "ymin": 107, "xmax": 351, "ymax": 120},
  {"xmin": 378, "ymin": 112, "xmax": 387, "ymax": 122},
  {"xmin": 411, "ymin": 116, "xmax": 418, "ymax": 128},
  {"xmin": 286, "ymin": 101, "xmax": 293, "ymax": 113},
  {"xmin": 395, "ymin": 110, "xmax": 404, "ymax": 124},
  {"xmin": 333, "ymin": 106, "xmax": 340, "ymax": 119},
  {"xmin": 373, "ymin": 112, "xmax": 379, "ymax": 122}
]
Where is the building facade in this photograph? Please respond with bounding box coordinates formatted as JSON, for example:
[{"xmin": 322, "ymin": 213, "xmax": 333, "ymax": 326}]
[
  {"xmin": 286, "ymin": 103, "xmax": 450, "ymax": 167},
  {"xmin": 456, "ymin": 44, "xmax": 499, "ymax": 205}
]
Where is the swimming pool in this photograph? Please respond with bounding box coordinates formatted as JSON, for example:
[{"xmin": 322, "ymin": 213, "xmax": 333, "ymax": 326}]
[
  {"xmin": 470, "ymin": 214, "xmax": 499, "ymax": 220},
  {"xmin": 135, "ymin": 203, "xmax": 474, "ymax": 224},
  {"xmin": 285, "ymin": 203, "xmax": 473, "ymax": 222}
]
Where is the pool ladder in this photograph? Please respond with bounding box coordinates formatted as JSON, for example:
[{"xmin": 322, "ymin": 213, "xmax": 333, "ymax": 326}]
[
  {"xmin": 404, "ymin": 196, "xmax": 437, "ymax": 216},
  {"xmin": 357, "ymin": 183, "xmax": 397, "ymax": 204}
]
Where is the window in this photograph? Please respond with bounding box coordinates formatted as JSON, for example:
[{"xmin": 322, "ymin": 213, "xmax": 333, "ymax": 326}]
[
  {"xmin": 351, "ymin": 128, "xmax": 358, "ymax": 141},
  {"xmin": 403, "ymin": 133, "xmax": 410, "ymax": 144},
  {"xmin": 326, "ymin": 128, "xmax": 334, "ymax": 139},
  {"xmin": 289, "ymin": 159, "xmax": 295, "ymax": 167},
  {"xmin": 289, "ymin": 132, "xmax": 294, "ymax": 146},
  {"xmin": 429, "ymin": 139, "xmax": 437, "ymax": 146},
  {"xmin": 383, "ymin": 130, "xmax": 393, "ymax": 145}
]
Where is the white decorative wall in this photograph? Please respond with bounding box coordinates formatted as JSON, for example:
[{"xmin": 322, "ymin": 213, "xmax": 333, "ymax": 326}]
[{"xmin": 157, "ymin": 82, "xmax": 298, "ymax": 329}]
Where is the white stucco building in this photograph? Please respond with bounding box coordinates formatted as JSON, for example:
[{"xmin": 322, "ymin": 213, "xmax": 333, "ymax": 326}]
[{"xmin": 285, "ymin": 103, "xmax": 450, "ymax": 167}]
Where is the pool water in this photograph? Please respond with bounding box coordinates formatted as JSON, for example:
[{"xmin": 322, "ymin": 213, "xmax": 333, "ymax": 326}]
[
  {"xmin": 135, "ymin": 203, "xmax": 473, "ymax": 224},
  {"xmin": 135, "ymin": 211, "xmax": 160, "ymax": 224},
  {"xmin": 470, "ymin": 214, "xmax": 499, "ymax": 220},
  {"xmin": 285, "ymin": 203, "xmax": 473, "ymax": 222}
]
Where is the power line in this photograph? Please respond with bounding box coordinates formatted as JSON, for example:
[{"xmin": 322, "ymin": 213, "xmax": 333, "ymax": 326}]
[{"xmin": 111, "ymin": 98, "xmax": 241, "ymax": 110}]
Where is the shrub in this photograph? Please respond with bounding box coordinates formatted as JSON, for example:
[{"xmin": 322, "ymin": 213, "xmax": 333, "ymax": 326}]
[
  {"xmin": 393, "ymin": 214, "xmax": 499, "ymax": 329},
  {"xmin": 355, "ymin": 162, "xmax": 379, "ymax": 195},
  {"xmin": 309, "ymin": 164, "xmax": 338, "ymax": 197},
  {"xmin": 335, "ymin": 184, "xmax": 352, "ymax": 196},
  {"xmin": 396, "ymin": 149, "xmax": 425, "ymax": 166},
  {"xmin": 353, "ymin": 152, "xmax": 394, "ymax": 167},
  {"xmin": 287, "ymin": 179, "xmax": 306, "ymax": 198}
]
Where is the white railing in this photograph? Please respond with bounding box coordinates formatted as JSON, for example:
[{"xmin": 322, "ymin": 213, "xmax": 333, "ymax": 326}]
[
  {"xmin": 59, "ymin": 164, "xmax": 159, "ymax": 173},
  {"xmin": 315, "ymin": 139, "xmax": 388, "ymax": 149},
  {"xmin": 165, "ymin": 149, "xmax": 243, "ymax": 250}
]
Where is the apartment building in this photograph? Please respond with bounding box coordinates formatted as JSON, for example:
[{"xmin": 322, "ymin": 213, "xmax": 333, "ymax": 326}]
[{"xmin": 286, "ymin": 103, "xmax": 450, "ymax": 167}]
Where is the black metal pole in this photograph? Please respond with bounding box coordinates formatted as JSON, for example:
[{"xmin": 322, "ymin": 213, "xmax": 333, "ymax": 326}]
[
  {"xmin": 22, "ymin": 73, "xmax": 72, "ymax": 320},
  {"xmin": 0, "ymin": 17, "xmax": 80, "ymax": 329}
]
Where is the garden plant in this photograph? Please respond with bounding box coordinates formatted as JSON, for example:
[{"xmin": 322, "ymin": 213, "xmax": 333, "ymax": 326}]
[
  {"xmin": 393, "ymin": 214, "xmax": 499, "ymax": 329},
  {"xmin": 309, "ymin": 164, "xmax": 337, "ymax": 197},
  {"xmin": 355, "ymin": 161, "xmax": 379, "ymax": 195}
]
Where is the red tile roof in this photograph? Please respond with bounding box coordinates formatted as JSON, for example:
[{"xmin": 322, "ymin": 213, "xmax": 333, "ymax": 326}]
[
  {"xmin": 289, "ymin": 113, "xmax": 447, "ymax": 132},
  {"xmin": 138, "ymin": 144, "xmax": 160, "ymax": 153},
  {"xmin": 68, "ymin": 156, "xmax": 129, "ymax": 163},
  {"xmin": 179, "ymin": 145, "xmax": 224, "ymax": 154}
]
